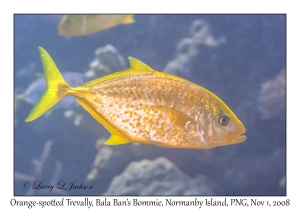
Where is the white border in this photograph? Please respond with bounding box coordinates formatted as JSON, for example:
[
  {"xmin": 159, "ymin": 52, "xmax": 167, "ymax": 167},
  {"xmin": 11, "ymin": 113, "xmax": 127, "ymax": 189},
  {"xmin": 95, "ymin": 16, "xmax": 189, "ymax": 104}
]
[{"xmin": 3, "ymin": 0, "xmax": 298, "ymax": 208}]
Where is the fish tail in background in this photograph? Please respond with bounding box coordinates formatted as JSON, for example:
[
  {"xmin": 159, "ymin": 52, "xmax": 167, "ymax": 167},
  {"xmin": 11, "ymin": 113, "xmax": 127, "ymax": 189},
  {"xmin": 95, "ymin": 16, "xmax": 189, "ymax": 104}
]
[
  {"xmin": 25, "ymin": 47, "xmax": 71, "ymax": 122},
  {"xmin": 122, "ymin": 15, "xmax": 135, "ymax": 24},
  {"xmin": 14, "ymin": 93, "xmax": 25, "ymax": 113}
]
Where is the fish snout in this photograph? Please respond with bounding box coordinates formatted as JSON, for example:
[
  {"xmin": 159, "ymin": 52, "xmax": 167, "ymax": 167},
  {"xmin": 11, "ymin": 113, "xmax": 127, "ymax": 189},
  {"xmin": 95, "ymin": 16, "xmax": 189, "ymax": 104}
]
[{"xmin": 224, "ymin": 120, "xmax": 246, "ymax": 144}]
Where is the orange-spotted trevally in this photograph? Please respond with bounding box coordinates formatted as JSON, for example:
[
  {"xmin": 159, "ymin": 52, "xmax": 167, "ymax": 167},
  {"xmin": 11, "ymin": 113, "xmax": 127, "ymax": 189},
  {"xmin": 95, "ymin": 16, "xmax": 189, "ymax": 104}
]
[{"xmin": 25, "ymin": 47, "xmax": 246, "ymax": 149}]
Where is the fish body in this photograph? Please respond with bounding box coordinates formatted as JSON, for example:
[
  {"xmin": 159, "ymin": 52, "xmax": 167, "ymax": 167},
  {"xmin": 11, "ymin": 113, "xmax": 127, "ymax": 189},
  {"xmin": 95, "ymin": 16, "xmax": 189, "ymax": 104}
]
[
  {"xmin": 25, "ymin": 47, "xmax": 246, "ymax": 149},
  {"xmin": 58, "ymin": 14, "xmax": 135, "ymax": 36}
]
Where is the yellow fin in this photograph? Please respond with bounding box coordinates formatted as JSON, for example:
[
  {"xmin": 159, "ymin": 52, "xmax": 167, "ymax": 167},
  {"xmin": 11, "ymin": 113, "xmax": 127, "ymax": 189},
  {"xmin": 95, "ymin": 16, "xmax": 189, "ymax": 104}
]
[
  {"xmin": 144, "ymin": 106, "xmax": 193, "ymax": 128},
  {"xmin": 80, "ymin": 57, "xmax": 155, "ymax": 88},
  {"xmin": 25, "ymin": 47, "xmax": 71, "ymax": 122},
  {"xmin": 105, "ymin": 134, "xmax": 130, "ymax": 145},
  {"xmin": 128, "ymin": 57, "xmax": 154, "ymax": 72},
  {"xmin": 121, "ymin": 15, "xmax": 135, "ymax": 24}
]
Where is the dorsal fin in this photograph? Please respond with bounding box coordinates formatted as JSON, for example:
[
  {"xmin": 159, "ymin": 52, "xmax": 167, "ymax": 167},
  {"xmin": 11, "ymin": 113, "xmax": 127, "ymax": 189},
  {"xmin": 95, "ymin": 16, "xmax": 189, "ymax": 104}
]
[
  {"xmin": 80, "ymin": 57, "xmax": 159, "ymax": 88},
  {"xmin": 128, "ymin": 57, "xmax": 154, "ymax": 72}
]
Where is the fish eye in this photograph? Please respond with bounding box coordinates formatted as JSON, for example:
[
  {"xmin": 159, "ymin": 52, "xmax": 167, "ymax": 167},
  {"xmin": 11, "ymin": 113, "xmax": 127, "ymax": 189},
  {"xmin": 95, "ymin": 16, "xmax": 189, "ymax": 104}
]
[{"xmin": 219, "ymin": 115, "xmax": 229, "ymax": 126}]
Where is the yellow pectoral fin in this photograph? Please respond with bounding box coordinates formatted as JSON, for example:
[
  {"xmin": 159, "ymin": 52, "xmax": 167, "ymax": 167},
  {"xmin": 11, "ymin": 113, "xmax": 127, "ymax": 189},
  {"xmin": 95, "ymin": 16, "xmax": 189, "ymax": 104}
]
[
  {"xmin": 144, "ymin": 106, "xmax": 193, "ymax": 128},
  {"xmin": 105, "ymin": 134, "xmax": 130, "ymax": 145},
  {"xmin": 133, "ymin": 106, "xmax": 194, "ymax": 148}
]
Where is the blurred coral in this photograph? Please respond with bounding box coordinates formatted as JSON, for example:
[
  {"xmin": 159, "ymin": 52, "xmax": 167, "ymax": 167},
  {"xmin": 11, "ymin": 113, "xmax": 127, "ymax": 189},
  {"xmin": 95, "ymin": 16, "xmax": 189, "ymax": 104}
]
[
  {"xmin": 87, "ymin": 138, "xmax": 115, "ymax": 181},
  {"xmin": 14, "ymin": 140, "xmax": 68, "ymax": 195},
  {"xmin": 163, "ymin": 19, "xmax": 225, "ymax": 75},
  {"xmin": 257, "ymin": 69, "xmax": 286, "ymax": 120},
  {"xmin": 84, "ymin": 44, "xmax": 126, "ymax": 79},
  {"xmin": 104, "ymin": 157, "xmax": 216, "ymax": 195}
]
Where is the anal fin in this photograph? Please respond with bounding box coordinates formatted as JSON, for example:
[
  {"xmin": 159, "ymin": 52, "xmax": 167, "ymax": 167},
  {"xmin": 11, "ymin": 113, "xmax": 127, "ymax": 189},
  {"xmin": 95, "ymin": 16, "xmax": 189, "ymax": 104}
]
[{"xmin": 105, "ymin": 134, "xmax": 130, "ymax": 145}]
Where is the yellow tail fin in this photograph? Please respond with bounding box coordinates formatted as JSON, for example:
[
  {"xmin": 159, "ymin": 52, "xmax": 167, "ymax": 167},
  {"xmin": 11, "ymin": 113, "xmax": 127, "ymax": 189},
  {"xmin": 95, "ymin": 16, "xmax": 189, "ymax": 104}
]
[{"xmin": 25, "ymin": 47, "xmax": 70, "ymax": 122}]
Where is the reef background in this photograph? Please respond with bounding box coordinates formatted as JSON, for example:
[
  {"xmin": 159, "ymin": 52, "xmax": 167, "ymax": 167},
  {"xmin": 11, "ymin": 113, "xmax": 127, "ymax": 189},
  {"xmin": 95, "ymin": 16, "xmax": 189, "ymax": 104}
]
[{"xmin": 14, "ymin": 14, "xmax": 286, "ymax": 195}]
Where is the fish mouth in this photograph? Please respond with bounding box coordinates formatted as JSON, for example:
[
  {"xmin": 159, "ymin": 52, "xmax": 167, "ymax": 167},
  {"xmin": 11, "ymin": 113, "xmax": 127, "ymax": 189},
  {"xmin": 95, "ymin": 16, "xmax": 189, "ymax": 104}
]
[
  {"xmin": 235, "ymin": 124, "xmax": 246, "ymax": 143},
  {"xmin": 234, "ymin": 134, "xmax": 246, "ymax": 143}
]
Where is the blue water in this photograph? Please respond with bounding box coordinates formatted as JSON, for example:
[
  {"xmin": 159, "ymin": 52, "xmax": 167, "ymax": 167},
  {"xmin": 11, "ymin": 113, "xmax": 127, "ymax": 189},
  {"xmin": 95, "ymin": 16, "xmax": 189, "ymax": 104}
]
[{"xmin": 14, "ymin": 14, "xmax": 286, "ymax": 195}]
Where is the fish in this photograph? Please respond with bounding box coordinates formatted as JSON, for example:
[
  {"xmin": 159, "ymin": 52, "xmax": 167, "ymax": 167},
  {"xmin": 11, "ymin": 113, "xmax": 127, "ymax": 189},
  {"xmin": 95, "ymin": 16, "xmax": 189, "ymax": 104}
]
[
  {"xmin": 58, "ymin": 14, "xmax": 135, "ymax": 36},
  {"xmin": 25, "ymin": 47, "xmax": 246, "ymax": 149}
]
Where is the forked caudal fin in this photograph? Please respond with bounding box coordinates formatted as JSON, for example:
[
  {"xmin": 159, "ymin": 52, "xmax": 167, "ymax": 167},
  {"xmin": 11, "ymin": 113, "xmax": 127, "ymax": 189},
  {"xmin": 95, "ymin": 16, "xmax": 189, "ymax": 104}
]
[{"xmin": 25, "ymin": 47, "xmax": 71, "ymax": 122}]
